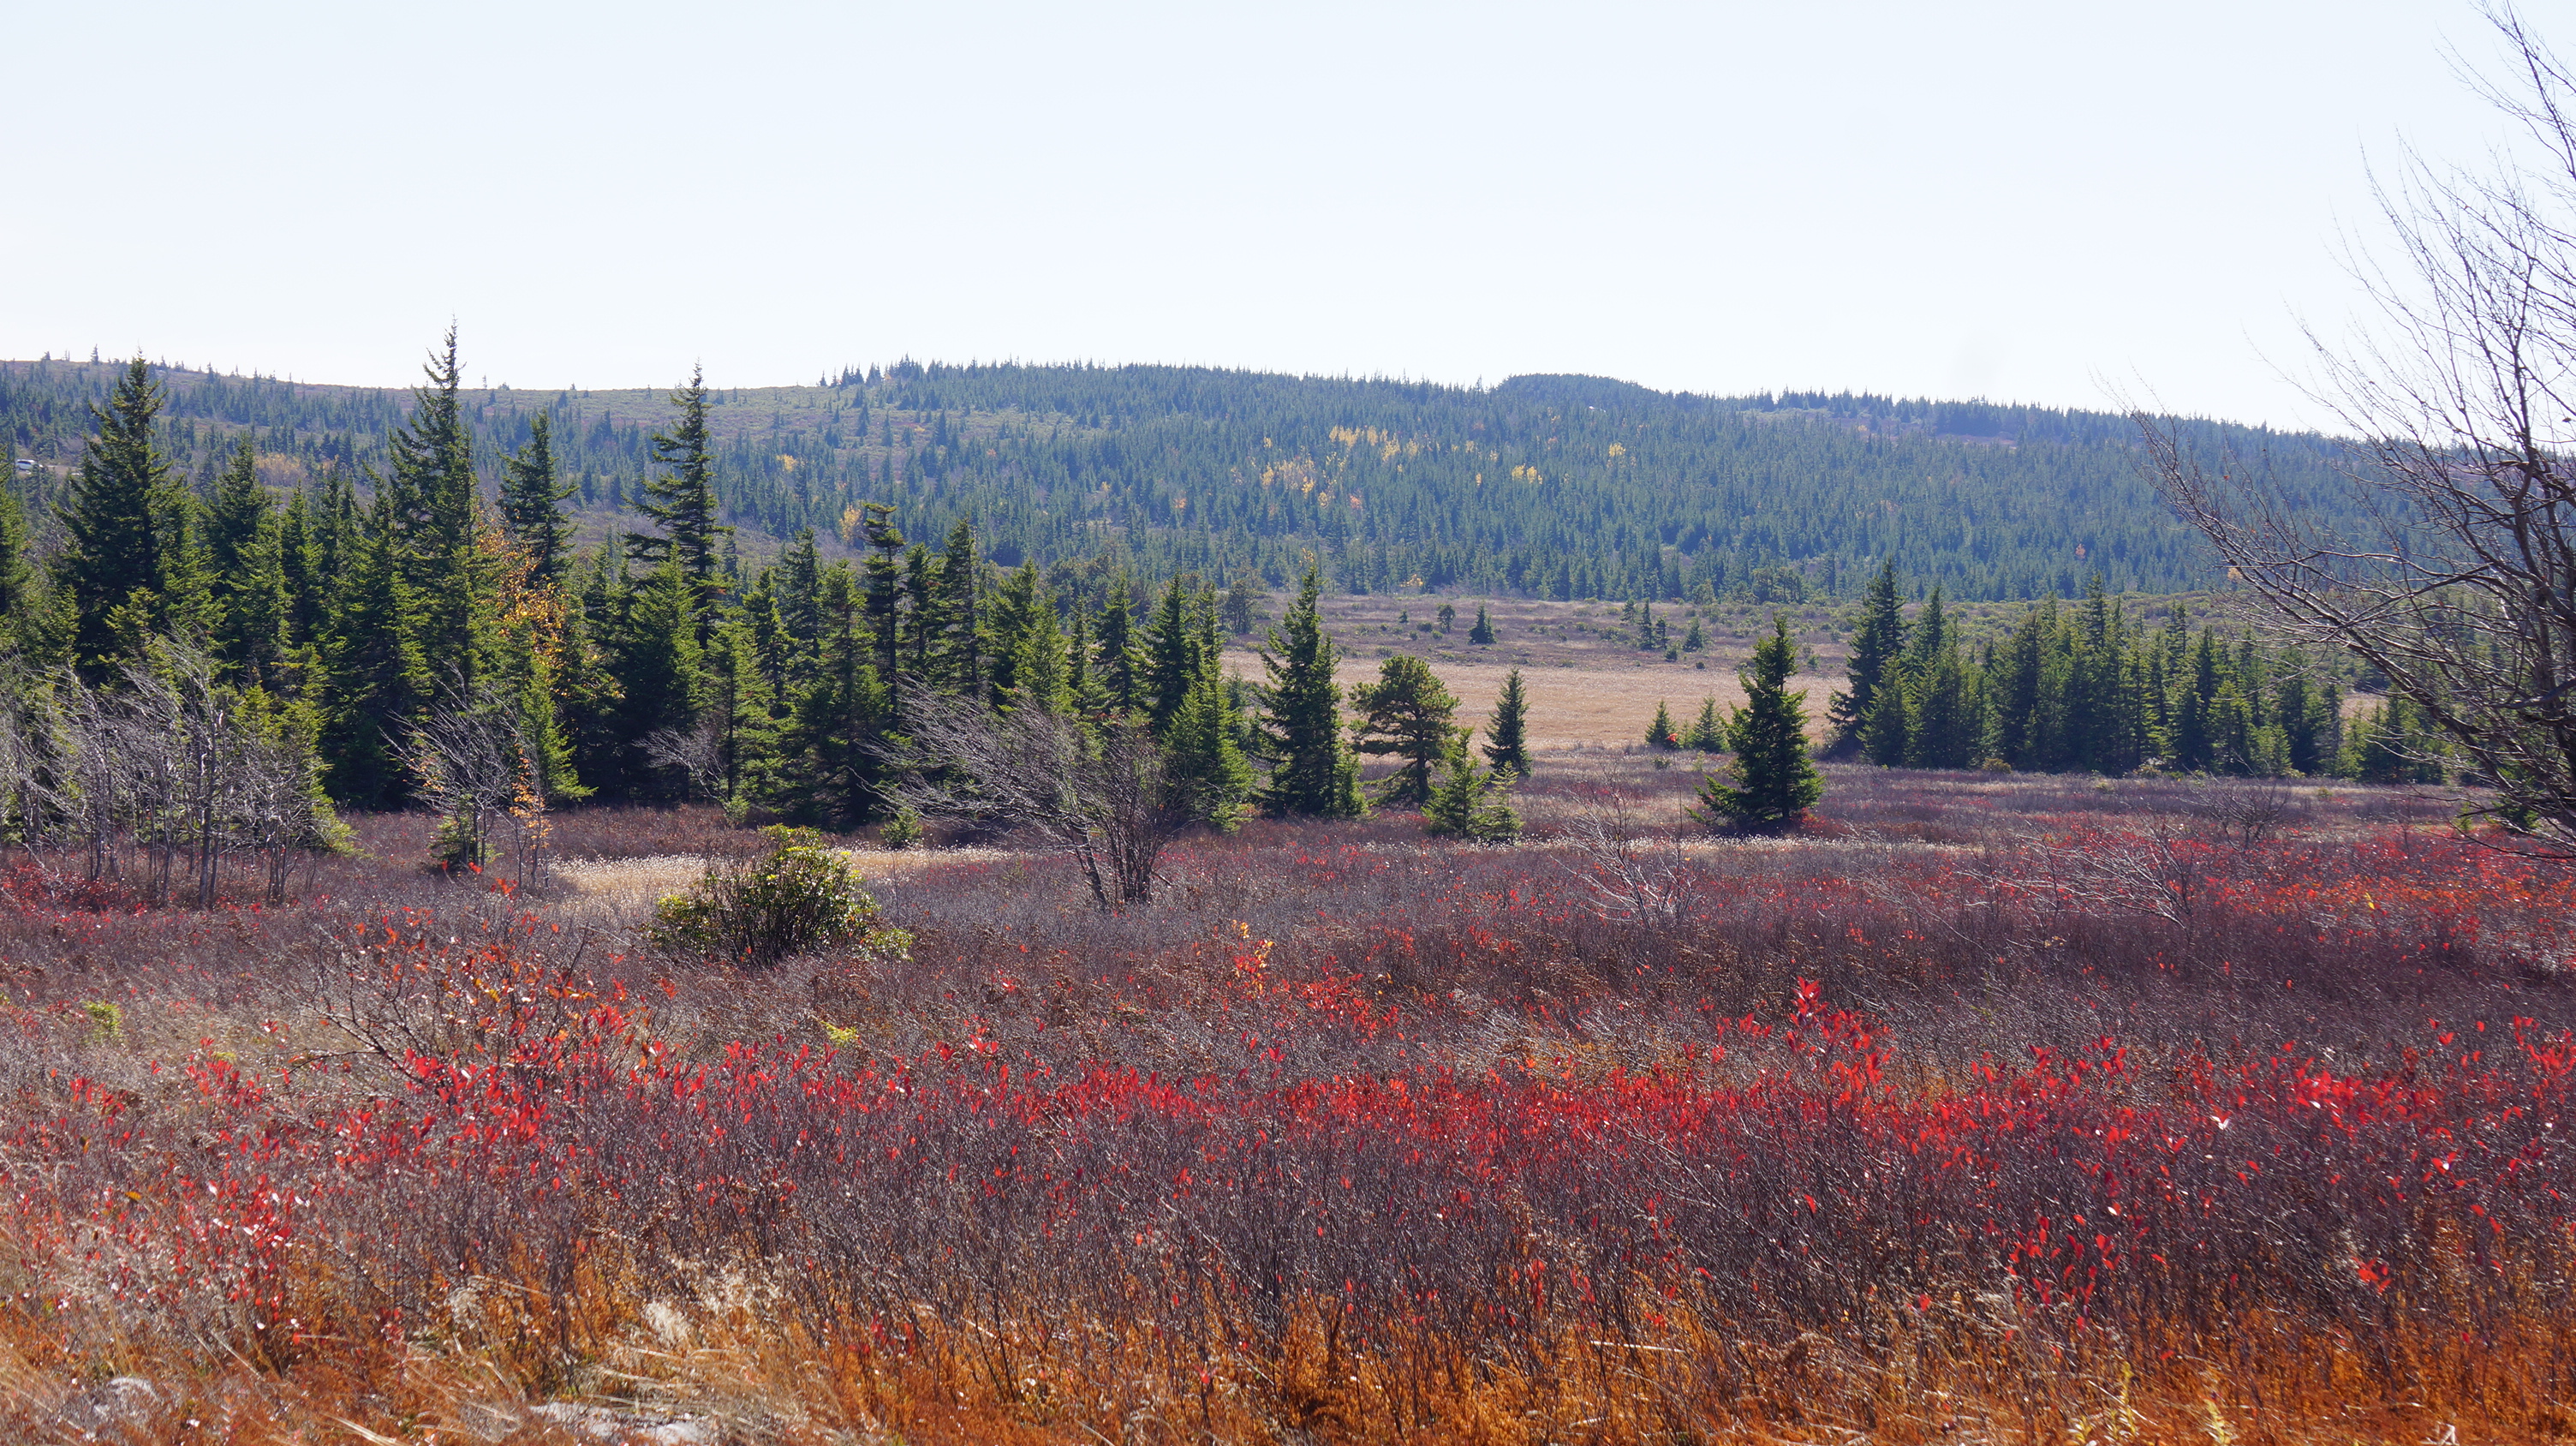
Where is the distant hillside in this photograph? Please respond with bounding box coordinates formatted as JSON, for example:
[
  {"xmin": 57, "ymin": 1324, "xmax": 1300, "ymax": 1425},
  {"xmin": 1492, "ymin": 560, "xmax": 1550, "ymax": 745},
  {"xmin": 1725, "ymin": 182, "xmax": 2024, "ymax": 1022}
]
[{"xmin": 0, "ymin": 356, "xmax": 2352, "ymax": 601}]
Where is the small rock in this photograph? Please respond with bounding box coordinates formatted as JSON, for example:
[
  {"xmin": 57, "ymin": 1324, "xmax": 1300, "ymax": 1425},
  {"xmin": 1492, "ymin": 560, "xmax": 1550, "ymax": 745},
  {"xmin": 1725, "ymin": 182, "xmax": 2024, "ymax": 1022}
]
[
  {"xmin": 58, "ymin": 1376, "xmax": 167, "ymax": 1439},
  {"xmin": 527, "ymin": 1401, "xmax": 720, "ymax": 1444}
]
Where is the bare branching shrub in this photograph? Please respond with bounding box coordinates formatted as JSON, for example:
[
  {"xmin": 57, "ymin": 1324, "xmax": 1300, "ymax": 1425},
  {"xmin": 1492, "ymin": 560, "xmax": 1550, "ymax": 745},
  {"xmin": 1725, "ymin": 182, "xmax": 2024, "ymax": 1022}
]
[
  {"xmin": 890, "ymin": 688, "xmax": 1184, "ymax": 909},
  {"xmin": 1557, "ymin": 781, "xmax": 1691, "ymax": 923},
  {"xmin": 404, "ymin": 673, "xmax": 549, "ymax": 885}
]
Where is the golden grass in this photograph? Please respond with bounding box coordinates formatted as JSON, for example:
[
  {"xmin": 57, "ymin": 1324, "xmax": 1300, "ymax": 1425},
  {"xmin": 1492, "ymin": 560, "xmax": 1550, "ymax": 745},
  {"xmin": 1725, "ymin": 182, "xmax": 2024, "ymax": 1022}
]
[{"xmin": 1222, "ymin": 649, "xmax": 1839, "ymax": 749}]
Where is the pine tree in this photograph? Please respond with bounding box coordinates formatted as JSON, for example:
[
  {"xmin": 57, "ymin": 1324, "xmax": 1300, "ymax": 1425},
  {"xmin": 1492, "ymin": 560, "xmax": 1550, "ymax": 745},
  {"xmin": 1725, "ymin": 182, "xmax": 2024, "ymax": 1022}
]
[
  {"xmin": 1422, "ymin": 732, "xmax": 1521, "ymax": 842},
  {"xmin": 1350, "ymin": 654, "xmax": 1460, "ymax": 807},
  {"xmin": 1164, "ymin": 669, "xmax": 1255, "ymax": 828},
  {"xmin": 930, "ymin": 517, "xmax": 983, "ymax": 696},
  {"xmin": 54, "ymin": 359, "xmax": 172, "ymax": 677},
  {"xmin": 319, "ymin": 496, "xmax": 432, "ymax": 806},
  {"xmin": 629, "ymin": 366, "xmax": 731, "ymax": 636},
  {"xmin": 383, "ymin": 329, "xmax": 489, "ymax": 683},
  {"xmin": 1693, "ymin": 615, "xmax": 1822, "ymax": 834},
  {"xmin": 500, "ymin": 412, "xmax": 577, "ymax": 587},
  {"xmin": 1646, "ymin": 699, "xmax": 1679, "ymax": 750},
  {"xmin": 1260, "ymin": 566, "xmax": 1358, "ymax": 817},
  {"xmin": 777, "ymin": 564, "xmax": 887, "ymax": 826},
  {"xmin": 1904, "ymin": 644, "xmax": 1978, "ymax": 769},
  {"xmin": 206, "ymin": 438, "xmax": 289, "ymax": 688},
  {"xmin": 1827, "ymin": 559, "xmax": 1905, "ymax": 754},
  {"xmin": 0, "ymin": 481, "xmax": 39, "ymax": 657},
  {"xmin": 701, "ymin": 613, "xmax": 777, "ymax": 812},
  {"xmin": 1144, "ymin": 577, "xmax": 1203, "ymax": 734},
  {"xmin": 1483, "ymin": 667, "xmax": 1531, "ymax": 776},
  {"xmin": 616, "ymin": 565, "xmax": 706, "ymax": 797},
  {"xmin": 1686, "ymin": 697, "xmax": 1725, "ymax": 752},
  {"xmin": 1095, "ymin": 574, "xmax": 1147, "ymax": 715}
]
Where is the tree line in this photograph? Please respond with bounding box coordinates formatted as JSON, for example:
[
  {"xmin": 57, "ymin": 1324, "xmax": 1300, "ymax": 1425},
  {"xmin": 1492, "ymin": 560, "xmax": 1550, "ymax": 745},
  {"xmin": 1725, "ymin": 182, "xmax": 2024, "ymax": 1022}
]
[
  {"xmin": 1648, "ymin": 561, "xmax": 2442, "ymax": 784},
  {"xmin": 4, "ymin": 354, "xmax": 2366, "ymax": 610},
  {"xmin": 12, "ymin": 347, "xmax": 1552, "ymax": 870}
]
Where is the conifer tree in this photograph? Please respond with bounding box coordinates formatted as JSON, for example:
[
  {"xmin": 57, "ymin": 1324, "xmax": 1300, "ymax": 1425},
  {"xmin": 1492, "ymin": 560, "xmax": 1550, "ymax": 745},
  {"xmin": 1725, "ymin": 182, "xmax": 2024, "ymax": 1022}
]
[
  {"xmin": 777, "ymin": 564, "xmax": 886, "ymax": 826},
  {"xmin": 1468, "ymin": 605, "xmax": 1496, "ymax": 644},
  {"xmin": 1422, "ymin": 732, "xmax": 1521, "ymax": 842},
  {"xmin": 855, "ymin": 504, "xmax": 906, "ymax": 692},
  {"xmin": 1144, "ymin": 577, "xmax": 1203, "ymax": 735},
  {"xmin": 1904, "ymin": 644, "xmax": 1978, "ymax": 768},
  {"xmin": 55, "ymin": 359, "xmax": 172, "ymax": 678},
  {"xmin": 629, "ymin": 366, "xmax": 730, "ymax": 636},
  {"xmin": 0, "ymin": 479, "xmax": 44, "ymax": 657},
  {"xmin": 1483, "ymin": 667, "xmax": 1530, "ymax": 776},
  {"xmin": 616, "ymin": 565, "xmax": 706, "ymax": 797},
  {"xmin": 1350, "ymin": 654, "xmax": 1460, "ymax": 806},
  {"xmin": 1646, "ymin": 699, "xmax": 1679, "ymax": 750},
  {"xmin": 1260, "ymin": 566, "xmax": 1358, "ymax": 818},
  {"xmin": 930, "ymin": 518, "xmax": 983, "ymax": 696},
  {"xmin": 1165, "ymin": 668, "xmax": 1255, "ymax": 828},
  {"xmin": 1693, "ymin": 615, "xmax": 1822, "ymax": 834},
  {"xmin": 701, "ymin": 614, "xmax": 777, "ymax": 812},
  {"xmin": 1686, "ymin": 697, "xmax": 1726, "ymax": 751},
  {"xmin": 382, "ymin": 330, "xmax": 488, "ymax": 683},
  {"xmin": 1827, "ymin": 559, "xmax": 1905, "ymax": 754},
  {"xmin": 500, "ymin": 412, "xmax": 577, "ymax": 587},
  {"xmin": 206, "ymin": 438, "xmax": 289, "ymax": 687},
  {"xmin": 319, "ymin": 495, "xmax": 432, "ymax": 806},
  {"xmin": 1095, "ymin": 574, "xmax": 1147, "ymax": 715}
]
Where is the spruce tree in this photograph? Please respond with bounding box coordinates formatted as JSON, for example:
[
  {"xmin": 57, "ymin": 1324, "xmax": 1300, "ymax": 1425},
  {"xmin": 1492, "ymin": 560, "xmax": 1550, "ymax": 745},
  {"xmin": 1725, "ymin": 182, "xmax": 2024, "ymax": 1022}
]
[
  {"xmin": 1483, "ymin": 667, "xmax": 1531, "ymax": 776},
  {"xmin": 1422, "ymin": 732, "xmax": 1521, "ymax": 842},
  {"xmin": 1646, "ymin": 699, "xmax": 1679, "ymax": 750},
  {"xmin": 1693, "ymin": 615, "xmax": 1822, "ymax": 834},
  {"xmin": 777, "ymin": 564, "xmax": 886, "ymax": 826},
  {"xmin": 1350, "ymin": 654, "xmax": 1460, "ymax": 806},
  {"xmin": 1903, "ymin": 644, "xmax": 1978, "ymax": 768},
  {"xmin": 629, "ymin": 366, "xmax": 731, "ymax": 636},
  {"xmin": 55, "ymin": 359, "xmax": 171, "ymax": 677},
  {"xmin": 617, "ymin": 565, "xmax": 706, "ymax": 797},
  {"xmin": 319, "ymin": 497, "xmax": 432, "ymax": 806},
  {"xmin": 1827, "ymin": 559, "xmax": 1905, "ymax": 754},
  {"xmin": 1468, "ymin": 605, "xmax": 1496, "ymax": 644},
  {"xmin": 0, "ymin": 478, "xmax": 41, "ymax": 657},
  {"xmin": 1144, "ymin": 577, "xmax": 1203, "ymax": 734},
  {"xmin": 501, "ymin": 412, "xmax": 577, "ymax": 586},
  {"xmin": 206, "ymin": 438, "xmax": 290, "ymax": 687},
  {"xmin": 1165, "ymin": 668, "xmax": 1255, "ymax": 829},
  {"xmin": 1686, "ymin": 696, "xmax": 1726, "ymax": 752},
  {"xmin": 385, "ymin": 329, "xmax": 484, "ymax": 652},
  {"xmin": 1259, "ymin": 566, "xmax": 1358, "ymax": 817},
  {"xmin": 1095, "ymin": 574, "xmax": 1147, "ymax": 715},
  {"xmin": 930, "ymin": 518, "xmax": 982, "ymax": 696}
]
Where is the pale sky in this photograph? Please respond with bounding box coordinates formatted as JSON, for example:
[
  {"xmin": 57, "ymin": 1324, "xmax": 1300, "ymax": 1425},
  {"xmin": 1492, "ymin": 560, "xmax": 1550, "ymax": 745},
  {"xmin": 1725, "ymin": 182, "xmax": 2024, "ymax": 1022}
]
[{"xmin": 4, "ymin": 1, "xmax": 2549, "ymax": 429}]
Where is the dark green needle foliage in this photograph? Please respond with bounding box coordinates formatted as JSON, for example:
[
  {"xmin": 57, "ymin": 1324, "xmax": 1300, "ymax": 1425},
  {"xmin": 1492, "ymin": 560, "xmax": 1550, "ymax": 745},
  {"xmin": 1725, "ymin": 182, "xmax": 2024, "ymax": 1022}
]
[{"xmin": 1694, "ymin": 615, "xmax": 1823, "ymax": 834}]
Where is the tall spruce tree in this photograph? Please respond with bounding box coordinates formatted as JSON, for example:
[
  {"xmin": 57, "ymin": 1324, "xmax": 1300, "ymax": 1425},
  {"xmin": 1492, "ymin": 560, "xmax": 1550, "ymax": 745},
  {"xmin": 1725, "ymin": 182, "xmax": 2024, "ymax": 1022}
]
[
  {"xmin": 629, "ymin": 366, "xmax": 730, "ymax": 637},
  {"xmin": 1259, "ymin": 566, "xmax": 1359, "ymax": 817},
  {"xmin": 500, "ymin": 412, "xmax": 577, "ymax": 586},
  {"xmin": 380, "ymin": 330, "xmax": 493, "ymax": 691},
  {"xmin": 1827, "ymin": 559, "xmax": 1905, "ymax": 754},
  {"xmin": 55, "ymin": 359, "xmax": 173, "ymax": 677},
  {"xmin": 1483, "ymin": 667, "xmax": 1531, "ymax": 776},
  {"xmin": 1694, "ymin": 615, "xmax": 1822, "ymax": 833},
  {"xmin": 206, "ymin": 437, "xmax": 289, "ymax": 687}
]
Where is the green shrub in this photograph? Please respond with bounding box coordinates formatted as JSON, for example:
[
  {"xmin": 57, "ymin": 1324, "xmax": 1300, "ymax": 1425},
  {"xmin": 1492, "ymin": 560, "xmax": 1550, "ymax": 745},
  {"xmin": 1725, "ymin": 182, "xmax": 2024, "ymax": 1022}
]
[{"xmin": 648, "ymin": 827, "xmax": 911, "ymax": 970}]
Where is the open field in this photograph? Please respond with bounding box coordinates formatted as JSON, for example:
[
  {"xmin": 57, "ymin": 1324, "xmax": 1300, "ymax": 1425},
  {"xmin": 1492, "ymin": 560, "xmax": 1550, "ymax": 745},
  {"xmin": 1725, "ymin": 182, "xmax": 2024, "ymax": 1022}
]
[{"xmin": 0, "ymin": 762, "xmax": 2568, "ymax": 1443}]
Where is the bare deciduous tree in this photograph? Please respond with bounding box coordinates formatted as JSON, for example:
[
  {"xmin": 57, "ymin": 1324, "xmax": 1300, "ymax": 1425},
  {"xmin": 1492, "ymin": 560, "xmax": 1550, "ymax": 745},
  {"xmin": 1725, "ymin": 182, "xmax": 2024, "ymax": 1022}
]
[
  {"xmin": 889, "ymin": 689, "xmax": 1183, "ymax": 909},
  {"xmin": 403, "ymin": 673, "xmax": 550, "ymax": 887},
  {"xmin": 2142, "ymin": 5, "xmax": 2576, "ymax": 846}
]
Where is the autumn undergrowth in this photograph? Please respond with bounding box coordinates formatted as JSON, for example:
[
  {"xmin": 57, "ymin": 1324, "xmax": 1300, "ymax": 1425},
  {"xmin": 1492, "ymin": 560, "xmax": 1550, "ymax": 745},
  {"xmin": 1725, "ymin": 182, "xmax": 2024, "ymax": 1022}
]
[{"xmin": 0, "ymin": 770, "xmax": 2570, "ymax": 1442}]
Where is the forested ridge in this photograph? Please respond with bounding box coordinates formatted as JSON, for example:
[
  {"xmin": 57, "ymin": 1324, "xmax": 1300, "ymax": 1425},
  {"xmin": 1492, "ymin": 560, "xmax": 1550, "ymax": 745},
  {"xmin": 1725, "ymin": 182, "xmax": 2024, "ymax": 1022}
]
[{"xmin": 3, "ymin": 353, "xmax": 2353, "ymax": 603}]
